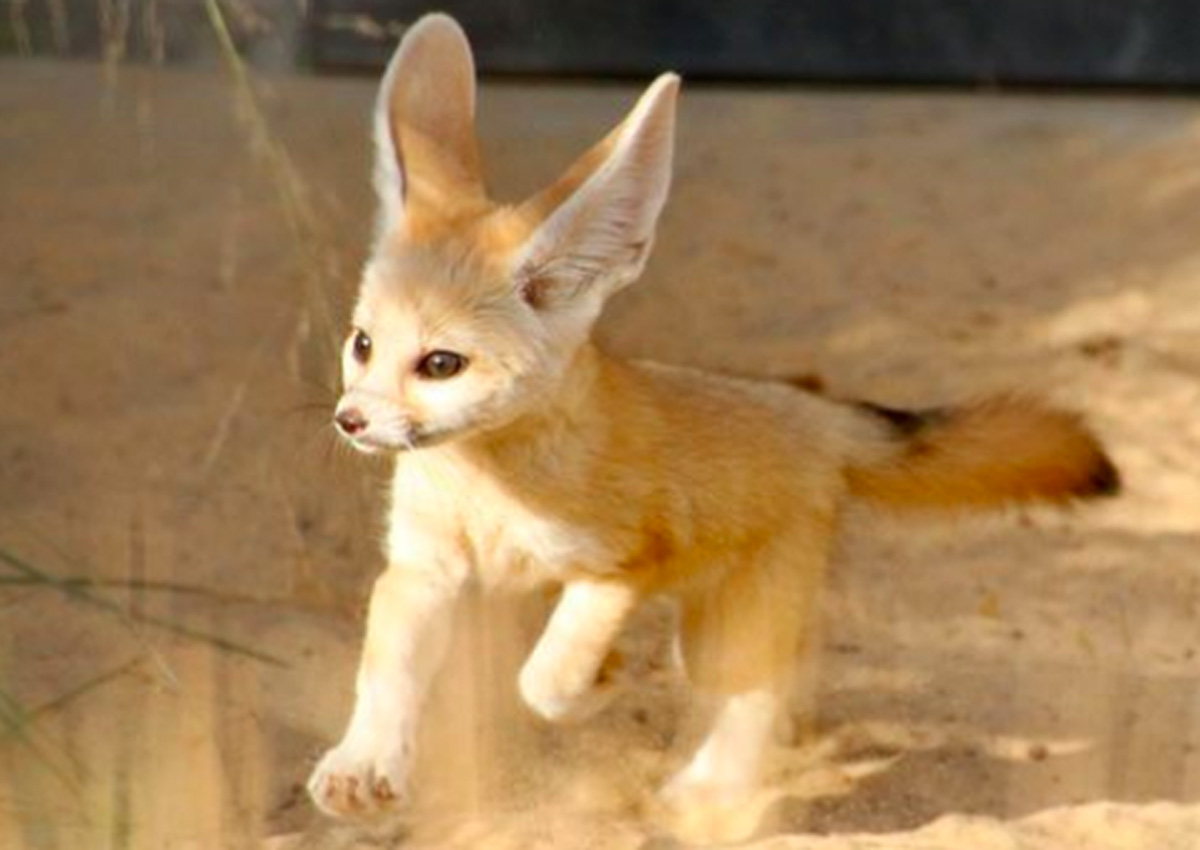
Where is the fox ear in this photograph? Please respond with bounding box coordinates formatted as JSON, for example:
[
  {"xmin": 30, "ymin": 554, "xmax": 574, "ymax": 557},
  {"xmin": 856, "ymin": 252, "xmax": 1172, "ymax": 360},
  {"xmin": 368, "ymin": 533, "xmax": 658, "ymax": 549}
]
[
  {"xmin": 374, "ymin": 14, "xmax": 485, "ymax": 232},
  {"xmin": 512, "ymin": 74, "xmax": 679, "ymax": 314}
]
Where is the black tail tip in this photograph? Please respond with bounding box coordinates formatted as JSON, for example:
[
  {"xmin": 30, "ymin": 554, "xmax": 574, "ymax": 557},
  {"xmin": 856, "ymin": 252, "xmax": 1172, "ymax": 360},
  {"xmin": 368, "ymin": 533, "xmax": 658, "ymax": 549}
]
[
  {"xmin": 856, "ymin": 401, "xmax": 945, "ymax": 438},
  {"xmin": 1084, "ymin": 452, "xmax": 1122, "ymax": 498}
]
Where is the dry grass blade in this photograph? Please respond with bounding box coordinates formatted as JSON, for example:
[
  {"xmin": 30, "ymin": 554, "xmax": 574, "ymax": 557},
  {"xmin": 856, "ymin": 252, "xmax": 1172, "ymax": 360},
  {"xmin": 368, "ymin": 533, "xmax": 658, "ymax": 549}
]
[
  {"xmin": 201, "ymin": 0, "xmax": 348, "ymax": 479},
  {"xmin": 22, "ymin": 659, "xmax": 144, "ymax": 724},
  {"xmin": 0, "ymin": 660, "xmax": 139, "ymax": 802},
  {"xmin": 201, "ymin": 0, "xmax": 341, "ymax": 353},
  {"xmin": 0, "ymin": 574, "xmax": 287, "ymax": 606},
  {"xmin": 0, "ymin": 544, "xmax": 287, "ymax": 668},
  {"xmin": 0, "ymin": 686, "xmax": 82, "ymax": 792}
]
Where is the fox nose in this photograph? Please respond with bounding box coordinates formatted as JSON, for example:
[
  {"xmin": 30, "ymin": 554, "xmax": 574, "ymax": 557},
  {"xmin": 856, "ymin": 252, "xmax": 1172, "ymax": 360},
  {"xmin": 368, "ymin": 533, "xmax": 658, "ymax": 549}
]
[{"xmin": 334, "ymin": 406, "xmax": 369, "ymax": 437}]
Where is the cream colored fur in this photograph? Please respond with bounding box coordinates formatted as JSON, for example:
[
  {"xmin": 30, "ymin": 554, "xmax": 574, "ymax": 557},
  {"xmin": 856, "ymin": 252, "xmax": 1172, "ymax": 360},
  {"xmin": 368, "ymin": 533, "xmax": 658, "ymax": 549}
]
[{"xmin": 307, "ymin": 14, "xmax": 1116, "ymax": 833}]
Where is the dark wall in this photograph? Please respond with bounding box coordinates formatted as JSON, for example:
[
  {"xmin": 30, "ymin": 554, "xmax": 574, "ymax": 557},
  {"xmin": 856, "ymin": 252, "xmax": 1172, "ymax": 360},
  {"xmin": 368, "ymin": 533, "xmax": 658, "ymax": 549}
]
[
  {"xmin": 311, "ymin": 0, "xmax": 1200, "ymax": 86},
  {"xmin": 7, "ymin": 0, "xmax": 1200, "ymax": 87}
]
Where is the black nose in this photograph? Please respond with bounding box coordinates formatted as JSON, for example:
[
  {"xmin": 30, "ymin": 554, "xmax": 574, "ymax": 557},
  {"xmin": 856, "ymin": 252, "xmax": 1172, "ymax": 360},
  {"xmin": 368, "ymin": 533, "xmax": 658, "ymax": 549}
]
[{"xmin": 335, "ymin": 407, "xmax": 368, "ymax": 436}]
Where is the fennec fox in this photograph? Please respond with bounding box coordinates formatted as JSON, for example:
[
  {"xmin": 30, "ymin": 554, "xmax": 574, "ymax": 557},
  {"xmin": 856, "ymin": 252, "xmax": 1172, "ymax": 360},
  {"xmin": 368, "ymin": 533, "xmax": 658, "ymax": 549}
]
[{"xmin": 308, "ymin": 13, "xmax": 1119, "ymax": 824}]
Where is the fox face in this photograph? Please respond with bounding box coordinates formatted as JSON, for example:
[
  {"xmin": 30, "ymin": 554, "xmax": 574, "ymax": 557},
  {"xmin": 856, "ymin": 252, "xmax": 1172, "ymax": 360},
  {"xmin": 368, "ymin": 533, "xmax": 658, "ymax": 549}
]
[
  {"xmin": 333, "ymin": 20, "xmax": 680, "ymax": 453},
  {"xmin": 337, "ymin": 242, "xmax": 551, "ymax": 452}
]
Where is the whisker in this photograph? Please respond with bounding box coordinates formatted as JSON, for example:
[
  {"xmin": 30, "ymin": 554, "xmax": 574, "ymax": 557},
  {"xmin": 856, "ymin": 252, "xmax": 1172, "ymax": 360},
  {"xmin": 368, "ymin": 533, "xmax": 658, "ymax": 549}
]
[
  {"xmin": 296, "ymin": 375, "xmax": 341, "ymax": 397},
  {"xmin": 291, "ymin": 420, "xmax": 343, "ymax": 462},
  {"xmin": 279, "ymin": 401, "xmax": 335, "ymax": 419}
]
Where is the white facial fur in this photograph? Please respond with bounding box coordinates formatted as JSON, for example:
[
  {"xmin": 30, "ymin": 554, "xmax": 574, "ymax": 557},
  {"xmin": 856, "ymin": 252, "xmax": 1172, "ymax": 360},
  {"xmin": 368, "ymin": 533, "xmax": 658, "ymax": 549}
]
[{"xmin": 335, "ymin": 248, "xmax": 557, "ymax": 453}]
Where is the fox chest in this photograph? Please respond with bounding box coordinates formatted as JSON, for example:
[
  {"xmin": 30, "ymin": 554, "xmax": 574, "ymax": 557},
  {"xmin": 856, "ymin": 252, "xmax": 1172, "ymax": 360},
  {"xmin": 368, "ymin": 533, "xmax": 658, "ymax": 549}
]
[
  {"xmin": 469, "ymin": 504, "xmax": 612, "ymax": 587},
  {"xmin": 389, "ymin": 458, "xmax": 618, "ymax": 588}
]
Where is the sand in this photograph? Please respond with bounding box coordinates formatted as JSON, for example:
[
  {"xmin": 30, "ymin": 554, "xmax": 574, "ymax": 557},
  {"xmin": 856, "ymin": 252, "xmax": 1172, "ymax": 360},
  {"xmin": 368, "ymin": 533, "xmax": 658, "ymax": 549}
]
[{"xmin": 2, "ymin": 60, "xmax": 1199, "ymax": 848}]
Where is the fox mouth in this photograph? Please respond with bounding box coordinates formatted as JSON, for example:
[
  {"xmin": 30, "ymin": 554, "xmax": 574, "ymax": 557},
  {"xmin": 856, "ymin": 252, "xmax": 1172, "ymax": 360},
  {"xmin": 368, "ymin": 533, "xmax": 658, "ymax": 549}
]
[
  {"xmin": 338, "ymin": 424, "xmax": 460, "ymax": 454},
  {"xmin": 339, "ymin": 432, "xmax": 396, "ymax": 455}
]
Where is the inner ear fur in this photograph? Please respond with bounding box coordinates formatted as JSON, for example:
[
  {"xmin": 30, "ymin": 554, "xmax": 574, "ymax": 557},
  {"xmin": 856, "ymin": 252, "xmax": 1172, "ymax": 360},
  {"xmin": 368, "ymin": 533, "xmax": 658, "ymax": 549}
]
[
  {"xmin": 374, "ymin": 14, "xmax": 487, "ymax": 229},
  {"xmin": 512, "ymin": 73, "xmax": 681, "ymax": 309}
]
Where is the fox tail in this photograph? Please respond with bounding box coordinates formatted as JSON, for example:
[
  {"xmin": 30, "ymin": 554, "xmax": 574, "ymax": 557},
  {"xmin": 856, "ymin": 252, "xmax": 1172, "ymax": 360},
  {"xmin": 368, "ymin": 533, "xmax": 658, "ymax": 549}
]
[{"xmin": 845, "ymin": 394, "xmax": 1119, "ymax": 510}]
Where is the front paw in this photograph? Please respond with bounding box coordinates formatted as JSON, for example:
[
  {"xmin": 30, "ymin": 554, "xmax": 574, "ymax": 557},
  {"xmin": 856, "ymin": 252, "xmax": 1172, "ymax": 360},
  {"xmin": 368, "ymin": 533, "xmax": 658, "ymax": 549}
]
[
  {"xmin": 518, "ymin": 650, "xmax": 623, "ymax": 723},
  {"xmin": 307, "ymin": 738, "xmax": 411, "ymax": 819}
]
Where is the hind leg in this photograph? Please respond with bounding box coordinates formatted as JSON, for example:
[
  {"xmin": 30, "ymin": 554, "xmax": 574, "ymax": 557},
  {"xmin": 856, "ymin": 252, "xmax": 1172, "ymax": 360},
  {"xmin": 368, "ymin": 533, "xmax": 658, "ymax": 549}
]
[
  {"xmin": 665, "ymin": 528, "xmax": 830, "ymax": 809},
  {"xmin": 661, "ymin": 687, "xmax": 781, "ymax": 803}
]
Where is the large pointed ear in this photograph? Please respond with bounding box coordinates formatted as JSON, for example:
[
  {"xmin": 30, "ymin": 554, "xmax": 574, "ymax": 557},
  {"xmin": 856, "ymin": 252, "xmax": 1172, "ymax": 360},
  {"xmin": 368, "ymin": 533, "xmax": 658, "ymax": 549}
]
[
  {"xmin": 374, "ymin": 14, "xmax": 485, "ymax": 232},
  {"xmin": 512, "ymin": 74, "xmax": 680, "ymax": 313}
]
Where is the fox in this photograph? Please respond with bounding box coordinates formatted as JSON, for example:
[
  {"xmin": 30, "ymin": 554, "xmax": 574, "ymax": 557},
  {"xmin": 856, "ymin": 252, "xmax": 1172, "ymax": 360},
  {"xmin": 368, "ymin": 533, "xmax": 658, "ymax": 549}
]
[{"xmin": 306, "ymin": 12, "xmax": 1119, "ymax": 829}]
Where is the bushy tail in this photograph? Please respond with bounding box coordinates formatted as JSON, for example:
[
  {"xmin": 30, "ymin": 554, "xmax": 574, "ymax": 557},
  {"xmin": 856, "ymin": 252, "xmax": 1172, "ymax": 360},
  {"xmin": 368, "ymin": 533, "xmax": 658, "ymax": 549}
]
[{"xmin": 845, "ymin": 395, "xmax": 1120, "ymax": 510}]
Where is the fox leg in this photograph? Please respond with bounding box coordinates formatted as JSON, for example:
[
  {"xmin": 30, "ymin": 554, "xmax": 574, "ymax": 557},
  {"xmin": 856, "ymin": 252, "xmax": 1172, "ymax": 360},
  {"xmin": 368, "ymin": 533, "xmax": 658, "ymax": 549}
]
[
  {"xmin": 658, "ymin": 685, "xmax": 791, "ymax": 845},
  {"xmin": 308, "ymin": 565, "xmax": 461, "ymax": 818},
  {"xmin": 667, "ymin": 526, "xmax": 830, "ymax": 806},
  {"xmin": 519, "ymin": 577, "xmax": 640, "ymax": 722},
  {"xmin": 661, "ymin": 687, "xmax": 781, "ymax": 801}
]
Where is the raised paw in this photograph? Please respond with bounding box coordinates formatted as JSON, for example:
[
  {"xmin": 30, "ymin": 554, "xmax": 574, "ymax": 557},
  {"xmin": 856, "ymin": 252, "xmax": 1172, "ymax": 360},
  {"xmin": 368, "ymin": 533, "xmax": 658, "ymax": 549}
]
[
  {"xmin": 518, "ymin": 650, "xmax": 625, "ymax": 724},
  {"xmin": 307, "ymin": 739, "xmax": 410, "ymax": 819}
]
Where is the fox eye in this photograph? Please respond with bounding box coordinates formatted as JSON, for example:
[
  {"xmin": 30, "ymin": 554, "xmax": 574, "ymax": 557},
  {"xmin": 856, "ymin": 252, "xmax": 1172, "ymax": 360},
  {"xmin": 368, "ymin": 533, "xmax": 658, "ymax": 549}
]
[
  {"xmin": 351, "ymin": 329, "xmax": 372, "ymax": 365},
  {"xmin": 416, "ymin": 350, "xmax": 468, "ymax": 380}
]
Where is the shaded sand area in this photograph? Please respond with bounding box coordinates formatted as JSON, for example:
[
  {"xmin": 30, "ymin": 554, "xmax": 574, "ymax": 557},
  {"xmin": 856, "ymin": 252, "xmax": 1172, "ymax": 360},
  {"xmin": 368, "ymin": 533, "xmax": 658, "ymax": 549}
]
[{"xmin": 2, "ymin": 61, "xmax": 1200, "ymax": 848}]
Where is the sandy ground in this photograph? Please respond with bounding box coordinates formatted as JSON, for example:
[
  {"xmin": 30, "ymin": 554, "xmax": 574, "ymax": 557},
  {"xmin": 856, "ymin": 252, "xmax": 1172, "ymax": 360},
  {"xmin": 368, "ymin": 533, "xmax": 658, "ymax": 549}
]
[{"xmin": 2, "ymin": 60, "xmax": 1200, "ymax": 848}]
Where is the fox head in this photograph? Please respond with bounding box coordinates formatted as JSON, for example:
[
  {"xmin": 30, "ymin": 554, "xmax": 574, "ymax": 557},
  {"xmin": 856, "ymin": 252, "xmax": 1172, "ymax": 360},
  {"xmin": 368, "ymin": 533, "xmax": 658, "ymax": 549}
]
[{"xmin": 333, "ymin": 14, "xmax": 679, "ymax": 453}]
